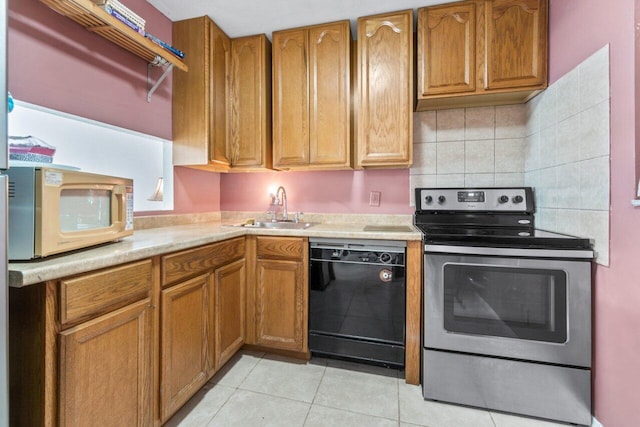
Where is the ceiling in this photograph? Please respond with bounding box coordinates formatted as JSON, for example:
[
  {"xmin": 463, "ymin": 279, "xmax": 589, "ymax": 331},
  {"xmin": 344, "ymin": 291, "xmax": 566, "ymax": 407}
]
[{"xmin": 146, "ymin": 0, "xmax": 453, "ymax": 39}]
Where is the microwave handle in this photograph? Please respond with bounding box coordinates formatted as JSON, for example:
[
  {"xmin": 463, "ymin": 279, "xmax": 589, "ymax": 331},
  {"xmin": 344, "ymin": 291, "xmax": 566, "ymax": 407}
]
[{"xmin": 112, "ymin": 188, "xmax": 125, "ymax": 227}]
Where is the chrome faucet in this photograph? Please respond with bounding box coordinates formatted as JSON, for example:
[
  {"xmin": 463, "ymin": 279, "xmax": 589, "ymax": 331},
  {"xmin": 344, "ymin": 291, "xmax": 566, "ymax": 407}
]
[{"xmin": 273, "ymin": 186, "xmax": 288, "ymax": 221}]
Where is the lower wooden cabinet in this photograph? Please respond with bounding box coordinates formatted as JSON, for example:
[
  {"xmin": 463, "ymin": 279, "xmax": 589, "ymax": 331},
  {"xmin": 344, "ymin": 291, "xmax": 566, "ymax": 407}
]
[
  {"xmin": 159, "ymin": 237, "xmax": 246, "ymax": 422},
  {"xmin": 59, "ymin": 299, "xmax": 153, "ymax": 427},
  {"xmin": 247, "ymin": 236, "xmax": 308, "ymax": 354},
  {"xmin": 160, "ymin": 273, "xmax": 213, "ymax": 422},
  {"xmin": 214, "ymin": 259, "xmax": 246, "ymax": 368}
]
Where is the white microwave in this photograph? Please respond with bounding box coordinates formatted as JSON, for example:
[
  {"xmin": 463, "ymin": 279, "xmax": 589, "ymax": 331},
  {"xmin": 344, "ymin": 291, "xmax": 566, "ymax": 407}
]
[{"xmin": 6, "ymin": 166, "xmax": 134, "ymax": 260}]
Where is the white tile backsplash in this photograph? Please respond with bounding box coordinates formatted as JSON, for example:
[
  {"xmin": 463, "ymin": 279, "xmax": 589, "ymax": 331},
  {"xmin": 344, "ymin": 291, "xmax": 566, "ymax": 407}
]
[
  {"xmin": 495, "ymin": 139, "xmax": 525, "ymax": 173},
  {"xmin": 580, "ymin": 100, "xmax": 611, "ymax": 159},
  {"xmin": 437, "ymin": 141, "xmax": 465, "ymax": 174},
  {"xmin": 465, "ymin": 140, "xmax": 495, "ymax": 173},
  {"xmin": 495, "ymin": 105, "xmax": 527, "ymax": 138},
  {"xmin": 465, "ymin": 107, "xmax": 496, "ymax": 140},
  {"xmin": 436, "ymin": 109, "xmax": 465, "ymax": 141},
  {"xmin": 410, "ymin": 46, "xmax": 610, "ymax": 265}
]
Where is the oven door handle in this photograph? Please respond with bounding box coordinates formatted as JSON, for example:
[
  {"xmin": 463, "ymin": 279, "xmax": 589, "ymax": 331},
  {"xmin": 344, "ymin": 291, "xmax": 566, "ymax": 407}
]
[{"xmin": 424, "ymin": 244, "xmax": 594, "ymax": 259}]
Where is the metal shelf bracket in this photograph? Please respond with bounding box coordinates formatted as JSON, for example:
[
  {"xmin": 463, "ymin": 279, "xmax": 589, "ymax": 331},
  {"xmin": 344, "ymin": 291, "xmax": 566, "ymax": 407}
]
[{"xmin": 147, "ymin": 57, "xmax": 174, "ymax": 102}]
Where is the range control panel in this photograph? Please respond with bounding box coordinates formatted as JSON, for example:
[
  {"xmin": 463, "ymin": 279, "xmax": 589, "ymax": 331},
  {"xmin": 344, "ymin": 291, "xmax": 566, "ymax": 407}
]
[{"xmin": 415, "ymin": 187, "xmax": 534, "ymax": 212}]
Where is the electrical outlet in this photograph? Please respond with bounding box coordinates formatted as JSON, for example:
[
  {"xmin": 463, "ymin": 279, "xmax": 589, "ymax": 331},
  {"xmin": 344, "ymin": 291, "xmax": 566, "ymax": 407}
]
[{"xmin": 369, "ymin": 191, "xmax": 381, "ymax": 207}]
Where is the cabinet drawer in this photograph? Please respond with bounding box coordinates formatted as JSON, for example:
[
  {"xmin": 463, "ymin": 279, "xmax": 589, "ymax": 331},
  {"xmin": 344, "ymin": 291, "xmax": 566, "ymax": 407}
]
[
  {"xmin": 60, "ymin": 259, "xmax": 153, "ymax": 326},
  {"xmin": 162, "ymin": 237, "xmax": 245, "ymax": 286},
  {"xmin": 256, "ymin": 237, "xmax": 304, "ymax": 260}
]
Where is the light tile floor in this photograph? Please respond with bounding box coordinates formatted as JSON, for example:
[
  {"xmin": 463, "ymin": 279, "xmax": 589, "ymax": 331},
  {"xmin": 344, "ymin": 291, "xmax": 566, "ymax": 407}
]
[{"xmin": 165, "ymin": 350, "xmax": 570, "ymax": 427}]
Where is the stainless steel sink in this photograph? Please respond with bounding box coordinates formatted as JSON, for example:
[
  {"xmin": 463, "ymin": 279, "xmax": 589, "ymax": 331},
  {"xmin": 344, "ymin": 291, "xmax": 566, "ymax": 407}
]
[{"xmin": 244, "ymin": 221, "xmax": 315, "ymax": 229}]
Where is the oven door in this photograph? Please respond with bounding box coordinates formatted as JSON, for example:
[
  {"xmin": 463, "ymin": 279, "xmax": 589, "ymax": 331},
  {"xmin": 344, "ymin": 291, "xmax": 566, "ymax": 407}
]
[{"xmin": 424, "ymin": 247, "xmax": 591, "ymax": 367}]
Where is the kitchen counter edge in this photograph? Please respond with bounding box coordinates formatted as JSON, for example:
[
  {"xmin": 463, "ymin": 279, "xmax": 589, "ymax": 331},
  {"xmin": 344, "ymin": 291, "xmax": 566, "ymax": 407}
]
[{"xmin": 9, "ymin": 221, "xmax": 422, "ymax": 287}]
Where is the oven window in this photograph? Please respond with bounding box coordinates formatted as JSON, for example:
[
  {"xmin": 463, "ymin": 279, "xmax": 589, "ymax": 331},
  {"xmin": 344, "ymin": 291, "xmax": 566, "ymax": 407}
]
[
  {"xmin": 60, "ymin": 189, "xmax": 112, "ymax": 232},
  {"xmin": 443, "ymin": 264, "xmax": 567, "ymax": 343}
]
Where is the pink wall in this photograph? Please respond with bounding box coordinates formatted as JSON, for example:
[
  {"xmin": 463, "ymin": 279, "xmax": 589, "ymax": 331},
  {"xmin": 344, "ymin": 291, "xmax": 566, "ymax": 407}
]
[
  {"xmin": 7, "ymin": 0, "xmax": 218, "ymax": 214},
  {"xmin": 220, "ymin": 169, "xmax": 412, "ymax": 214},
  {"xmin": 550, "ymin": 0, "xmax": 640, "ymax": 425}
]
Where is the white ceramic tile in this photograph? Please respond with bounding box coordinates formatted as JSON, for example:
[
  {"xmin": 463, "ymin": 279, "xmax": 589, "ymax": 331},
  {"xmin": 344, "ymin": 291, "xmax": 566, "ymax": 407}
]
[
  {"xmin": 164, "ymin": 383, "xmax": 235, "ymax": 427},
  {"xmin": 525, "ymin": 93, "xmax": 542, "ymax": 137},
  {"xmin": 465, "ymin": 140, "xmax": 495, "ymax": 173},
  {"xmin": 210, "ymin": 350, "xmax": 265, "ymax": 388},
  {"xmin": 580, "ymin": 210, "xmax": 610, "ymax": 266},
  {"xmin": 304, "ymin": 405, "xmax": 398, "ymax": 427},
  {"xmin": 314, "ymin": 365, "xmax": 399, "ymax": 420},
  {"xmin": 238, "ymin": 354, "xmax": 326, "ymax": 403},
  {"xmin": 410, "ymin": 142, "xmax": 437, "ymax": 175},
  {"xmin": 536, "ymin": 208, "xmax": 558, "ymax": 232},
  {"xmin": 538, "ymin": 125, "xmax": 558, "ymax": 169},
  {"xmin": 579, "ymin": 101, "xmax": 610, "ymax": 160},
  {"xmin": 554, "ymin": 209, "xmax": 582, "ymax": 238},
  {"xmin": 490, "ymin": 410, "xmax": 571, "ymax": 427},
  {"xmin": 555, "ymin": 114, "xmax": 581, "ymax": 165},
  {"xmin": 413, "ymin": 110, "xmax": 437, "ymax": 143},
  {"xmin": 465, "ymin": 174, "xmax": 495, "ymax": 187},
  {"xmin": 495, "ymin": 173, "xmax": 524, "ymax": 187},
  {"xmin": 537, "ymin": 167, "xmax": 558, "ymax": 209},
  {"xmin": 209, "ymin": 389, "xmax": 310, "ymax": 427},
  {"xmin": 436, "ymin": 109, "xmax": 465, "ymax": 142},
  {"xmin": 437, "ymin": 141, "xmax": 465, "ymax": 174},
  {"xmin": 554, "ymin": 67, "xmax": 580, "ymax": 122},
  {"xmin": 495, "ymin": 104, "xmax": 527, "ymax": 138},
  {"xmin": 436, "ymin": 174, "xmax": 465, "ymax": 187},
  {"xmin": 524, "ymin": 170, "xmax": 540, "ymax": 192},
  {"xmin": 580, "ymin": 156, "xmax": 610, "ymax": 211},
  {"xmin": 538, "ymin": 84, "xmax": 558, "ymax": 130},
  {"xmin": 465, "ymin": 107, "xmax": 495, "ymax": 140},
  {"xmin": 579, "ymin": 45, "xmax": 610, "ymax": 111},
  {"xmin": 398, "ymin": 382, "xmax": 494, "ymax": 427},
  {"xmin": 495, "ymin": 138, "xmax": 525, "ymax": 173},
  {"xmin": 555, "ymin": 162, "xmax": 580, "ymax": 209},
  {"xmin": 524, "ymin": 133, "xmax": 540, "ymax": 173}
]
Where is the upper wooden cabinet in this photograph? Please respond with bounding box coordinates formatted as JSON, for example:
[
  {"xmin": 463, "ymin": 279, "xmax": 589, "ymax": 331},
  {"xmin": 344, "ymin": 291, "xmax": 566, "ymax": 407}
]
[
  {"xmin": 272, "ymin": 21, "xmax": 353, "ymax": 170},
  {"xmin": 356, "ymin": 10, "xmax": 414, "ymax": 168},
  {"xmin": 173, "ymin": 17, "xmax": 272, "ymax": 172},
  {"xmin": 417, "ymin": 0, "xmax": 548, "ymax": 110},
  {"xmin": 229, "ymin": 35, "xmax": 273, "ymax": 171},
  {"xmin": 173, "ymin": 16, "xmax": 231, "ymax": 171}
]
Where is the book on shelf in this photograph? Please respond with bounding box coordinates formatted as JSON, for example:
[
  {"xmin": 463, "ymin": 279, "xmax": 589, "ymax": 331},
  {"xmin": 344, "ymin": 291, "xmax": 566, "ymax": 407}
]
[
  {"xmin": 144, "ymin": 32, "xmax": 185, "ymax": 59},
  {"xmin": 103, "ymin": 4, "xmax": 144, "ymax": 35},
  {"xmin": 93, "ymin": 0, "xmax": 145, "ymax": 29}
]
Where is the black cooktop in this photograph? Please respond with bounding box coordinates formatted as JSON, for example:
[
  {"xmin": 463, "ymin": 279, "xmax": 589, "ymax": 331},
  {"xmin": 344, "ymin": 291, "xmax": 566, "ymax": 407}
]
[
  {"xmin": 415, "ymin": 224, "xmax": 593, "ymax": 250},
  {"xmin": 413, "ymin": 187, "xmax": 593, "ymax": 251}
]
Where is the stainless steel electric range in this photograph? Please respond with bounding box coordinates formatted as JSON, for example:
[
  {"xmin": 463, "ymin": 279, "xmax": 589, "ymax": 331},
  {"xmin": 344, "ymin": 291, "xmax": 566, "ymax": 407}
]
[{"xmin": 414, "ymin": 187, "xmax": 593, "ymax": 426}]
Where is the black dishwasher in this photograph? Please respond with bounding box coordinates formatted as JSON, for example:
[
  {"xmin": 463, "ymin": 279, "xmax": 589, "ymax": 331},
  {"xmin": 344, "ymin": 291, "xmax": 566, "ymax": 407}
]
[{"xmin": 309, "ymin": 238, "xmax": 406, "ymax": 368}]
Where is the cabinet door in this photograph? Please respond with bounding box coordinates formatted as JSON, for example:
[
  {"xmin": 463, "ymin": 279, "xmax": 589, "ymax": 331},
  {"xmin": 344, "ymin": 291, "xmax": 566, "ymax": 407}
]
[
  {"xmin": 209, "ymin": 19, "xmax": 231, "ymax": 167},
  {"xmin": 58, "ymin": 299, "xmax": 152, "ymax": 427},
  {"xmin": 229, "ymin": 35, "xmax": 272, "ymax": 170},
  {"xmin": 272, "ymin": 28, "xmax": 310, "ymax": 168},
  {"xmin": 160, "ymin": 274, "xmax": 213, "ymax": 422},
  {"xmin": 485, "ymin": 0, "xmax": 548, "ymax": 90},
  {"xmin": 214, "ymin": 259, "xmax": 246, "ymax": 369},
  {"xmin": 356, "ymin": 10, "xmax": 413, "ymax": 168},
  {"xmin": 255, "ymin": 259, "xmax": 307, "ymax": 352},
  {"xmin": 172, "ymin": 17, "xmax": 230, "ymax": 170},
  {"xmin": 418, "ymin": 2, "xmax": 477, "ymax": 96},
  {"xmin": 308, "ymin": 21, "xmax": 352, "ymax": 168}
]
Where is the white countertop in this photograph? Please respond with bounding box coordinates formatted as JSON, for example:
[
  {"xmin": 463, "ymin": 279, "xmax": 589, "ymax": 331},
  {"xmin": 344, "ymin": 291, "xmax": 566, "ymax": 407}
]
[{"xmin": 9, "ymin": 221, "xmax": 422, "ymax": 287}]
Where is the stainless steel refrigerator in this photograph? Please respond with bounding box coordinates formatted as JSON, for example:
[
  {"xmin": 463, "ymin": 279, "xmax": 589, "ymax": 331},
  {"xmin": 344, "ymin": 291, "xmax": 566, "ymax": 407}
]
[{"xmin": 0, "ymin": 0, "xmax": 9, "ymax": 425}]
